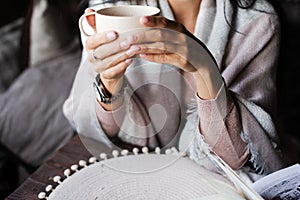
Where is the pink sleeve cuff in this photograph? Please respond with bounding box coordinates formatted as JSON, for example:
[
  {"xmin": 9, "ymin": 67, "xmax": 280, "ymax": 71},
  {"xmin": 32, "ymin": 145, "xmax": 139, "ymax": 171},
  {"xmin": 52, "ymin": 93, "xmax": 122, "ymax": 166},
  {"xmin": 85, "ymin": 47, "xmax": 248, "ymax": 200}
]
[
  {"xmin": 197, "ymin": 83, "xmax": 233, "ymax": 122},
  {"xmin": 94, "ymin": 100, "xmax": 126, "ymax": 137},
  {"xmin": 196, "ymin": 83, "xmax": 233, "ymax": 147},
  {"xmin": 196, "ymin": 84, "xmax": 249, "ymax": 169}
]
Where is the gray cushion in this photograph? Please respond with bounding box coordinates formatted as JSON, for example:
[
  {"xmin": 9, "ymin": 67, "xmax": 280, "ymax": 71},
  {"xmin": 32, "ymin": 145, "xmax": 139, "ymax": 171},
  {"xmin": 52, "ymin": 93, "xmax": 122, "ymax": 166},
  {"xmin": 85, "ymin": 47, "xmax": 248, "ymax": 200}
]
[{"xmin": 0, "ymin": 46, "xmax": 81, "ymax": 166}]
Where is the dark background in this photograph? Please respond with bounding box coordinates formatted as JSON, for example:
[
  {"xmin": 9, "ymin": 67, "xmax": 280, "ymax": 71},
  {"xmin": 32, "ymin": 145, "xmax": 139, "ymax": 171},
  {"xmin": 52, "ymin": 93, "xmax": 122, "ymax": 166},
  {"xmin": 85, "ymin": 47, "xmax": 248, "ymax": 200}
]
[{"xmin": 0, "ymin": 1, "xmax": 30, "ymax": 27}]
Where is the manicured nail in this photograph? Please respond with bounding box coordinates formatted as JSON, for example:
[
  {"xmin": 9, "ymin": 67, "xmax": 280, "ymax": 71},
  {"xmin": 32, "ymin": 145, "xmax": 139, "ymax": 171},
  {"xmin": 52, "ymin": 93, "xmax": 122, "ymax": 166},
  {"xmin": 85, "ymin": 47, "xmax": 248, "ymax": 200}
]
[
  {"xmin": 139, "ymin": 54, "xmax": 147, "ymax": 58},
  {"xmin": 125, "ymin": 58, "xmax": 133, "ymax": 64},
  {"xmin": 127, "ymin": 35, "xmax": 138, "ymax": 43},
  {"xmin": 106, "ymin": 32, "xmax": 117, "ymax": 41},
  {"xmin": 120, "ymin": 41, "xmax": 130, "ymax": 49},
  {"xmin": 140, "ymin": 16, "xmax": 150, "ymax": 24},
  {"xmin": 126, "ymin": 45, "xmax": 141, "ymax": 56}
]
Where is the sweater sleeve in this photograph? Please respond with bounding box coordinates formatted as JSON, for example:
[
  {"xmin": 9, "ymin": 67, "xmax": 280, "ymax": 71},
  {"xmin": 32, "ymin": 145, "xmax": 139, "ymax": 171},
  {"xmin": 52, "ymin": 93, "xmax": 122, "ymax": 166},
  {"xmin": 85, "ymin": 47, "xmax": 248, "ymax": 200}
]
[
  {"xmin": 94, "ymin": 99, "xmax": 126, "ymax": 138},
  {"xmin": 201, "ymin": 11, "xmax": 283, "ymax": 173},
  {"xmin": 197, "ymin": 84, "xmax": 250, "ymax": 169}
]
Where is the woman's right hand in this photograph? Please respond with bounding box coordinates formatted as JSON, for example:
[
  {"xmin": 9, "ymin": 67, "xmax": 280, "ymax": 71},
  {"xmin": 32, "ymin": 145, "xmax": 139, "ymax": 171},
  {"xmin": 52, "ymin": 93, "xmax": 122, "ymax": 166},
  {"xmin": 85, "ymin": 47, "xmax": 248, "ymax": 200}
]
[{"xmin": 83, "ymin": 9, "xmax": 139, "ymax": 98}]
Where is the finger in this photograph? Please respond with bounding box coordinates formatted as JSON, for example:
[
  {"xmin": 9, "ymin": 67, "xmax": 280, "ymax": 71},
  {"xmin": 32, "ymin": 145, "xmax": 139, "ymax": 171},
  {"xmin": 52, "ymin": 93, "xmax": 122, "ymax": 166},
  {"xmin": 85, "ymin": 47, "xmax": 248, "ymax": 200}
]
[
  {"xmin": 140, "ymin": 53, "xmax": 196, "ymax": 72},
  {"xmin": 91, "ymin": 33, "xmax": 139, "ymax": 60},
  {"xmin": 135, "ymin": 42, "xmax": 187, "ymax": 55},
  {"xmin": 140, "ymin": 16, "xmax": 198, "ymax": 42},
  {"xmin": 91, "ymin": 42, "xmax": 141, "ymax": 67},
  {"xmin": 119, "ymin": 28, "xmax": 188, "ymax": 46},
  {"xmin": 91, "ymin": 46, "xmax": 138, "ymax": 72},
  {"xmin": 85, "ymin": 31, "xmax": 118, "ymax": 51},
  {"xmin": 85, "ymin": 8, "xmax": 96, "ymax": 30},
  {"xmin": 101, "ymin": 59, "xmax": 133, "ymax": 80},
  {"xmin": 140, "ymin": 16, "xmax": 185, "ymax": 32},
  {"xmin": 91, "ymin": 29, "xmax": 186, "ymax": 61},
  {"xmin": 121, "ymin": 42, "xmax": 188, "ymax": 61}
]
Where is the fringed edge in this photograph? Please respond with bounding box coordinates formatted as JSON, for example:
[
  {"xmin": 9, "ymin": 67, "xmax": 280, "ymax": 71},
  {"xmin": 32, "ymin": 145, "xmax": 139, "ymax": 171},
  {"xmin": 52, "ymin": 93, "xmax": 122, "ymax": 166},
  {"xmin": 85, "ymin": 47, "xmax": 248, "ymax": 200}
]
[{"xmin": 37, "ymin": 146, "xmax": 181, "ymax": 199}]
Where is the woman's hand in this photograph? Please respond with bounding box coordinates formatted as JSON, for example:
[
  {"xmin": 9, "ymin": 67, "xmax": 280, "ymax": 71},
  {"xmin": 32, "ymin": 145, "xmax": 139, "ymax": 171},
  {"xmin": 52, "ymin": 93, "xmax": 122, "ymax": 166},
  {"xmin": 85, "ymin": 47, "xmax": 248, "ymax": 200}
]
[
  {"xmin": 84, "ymin": 10, "xmax": 222, "ymax": 103},
  {"xmin": 126, "ymin": 16, "xmax": 223, "ymax": 99},
  {"xmin": 84, "ymin": 9, "xmax": 137, "ymax": 95},
  {"xmin": 133, "ymin": 16, "xmax": 200, "ymax": 73},
  {"xmin": 83, "ymin": 9, "xmax": 143, "ymax": 110}
]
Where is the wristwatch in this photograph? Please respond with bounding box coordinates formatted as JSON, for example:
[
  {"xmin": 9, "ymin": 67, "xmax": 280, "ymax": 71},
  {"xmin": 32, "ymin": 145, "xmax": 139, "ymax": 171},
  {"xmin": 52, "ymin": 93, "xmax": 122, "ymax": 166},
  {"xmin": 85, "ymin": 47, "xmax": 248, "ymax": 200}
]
[{"xmin": 93, "ymin": 74, "xmax": 126, "ymax": 104}]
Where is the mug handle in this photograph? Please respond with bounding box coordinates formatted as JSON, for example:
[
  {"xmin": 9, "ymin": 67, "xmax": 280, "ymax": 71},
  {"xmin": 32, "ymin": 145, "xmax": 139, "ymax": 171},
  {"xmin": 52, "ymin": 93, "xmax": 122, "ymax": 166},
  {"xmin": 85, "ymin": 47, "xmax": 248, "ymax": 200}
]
[{"xmin": 78, "ymin": 12, "xmax": 96, "ymax": 37}]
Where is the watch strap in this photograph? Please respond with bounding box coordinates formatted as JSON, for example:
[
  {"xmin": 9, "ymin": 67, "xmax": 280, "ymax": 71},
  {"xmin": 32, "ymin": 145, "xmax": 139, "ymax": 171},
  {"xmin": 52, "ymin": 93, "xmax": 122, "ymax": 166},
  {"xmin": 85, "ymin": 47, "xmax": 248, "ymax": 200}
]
[{"xmin": 93, "ymin": 74, "xmax": 126, "ymax": 104}]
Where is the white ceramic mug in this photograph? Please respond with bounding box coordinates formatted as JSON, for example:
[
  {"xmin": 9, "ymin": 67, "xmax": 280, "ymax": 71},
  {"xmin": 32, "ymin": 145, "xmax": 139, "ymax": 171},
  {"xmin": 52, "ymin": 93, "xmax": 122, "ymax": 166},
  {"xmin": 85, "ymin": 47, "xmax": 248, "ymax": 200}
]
[{"xmin": 79, "ymin": 5, "xmax": 160, "ymax": 36}]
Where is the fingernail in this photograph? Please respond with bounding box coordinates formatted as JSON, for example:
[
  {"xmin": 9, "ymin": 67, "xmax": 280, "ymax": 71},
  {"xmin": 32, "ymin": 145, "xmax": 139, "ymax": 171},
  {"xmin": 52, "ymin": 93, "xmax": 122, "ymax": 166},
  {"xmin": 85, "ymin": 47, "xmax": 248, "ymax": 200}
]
[
  {"xmin": 125, "ymin": 58, "xmax": 133, "ymax": 64},
  {"xmin": 140, "ymin": 16, "xmax": 150, "ymax": 24},
  {"xmin": 126, "ymin": 46, "xmax": 141, "ymax": 56},
  {"xmin": 127, "ymin": 35, "xmax": 138, "ymax": 43},
  {"xmin": 120, "ymin": 40, "xmax": 131, "ymax": 49},
  {"xmin": 139, "ymin": 54, "xmax": 147, "ymax": 58},
  {"xmin": 106, "ymin": 32, "xmax": 117, "ymax": 40}
]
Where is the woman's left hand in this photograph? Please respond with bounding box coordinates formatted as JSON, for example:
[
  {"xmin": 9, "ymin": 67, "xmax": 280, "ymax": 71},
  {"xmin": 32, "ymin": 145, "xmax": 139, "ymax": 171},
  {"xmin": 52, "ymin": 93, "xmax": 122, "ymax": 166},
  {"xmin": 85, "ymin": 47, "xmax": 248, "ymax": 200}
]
[
  {"xmin": 125, "ymin": 16, "xmax": 223, "ymax": 99},
  {"xmin": 124, "ymin": 16, "xmax": 216, "ymax": 73}
]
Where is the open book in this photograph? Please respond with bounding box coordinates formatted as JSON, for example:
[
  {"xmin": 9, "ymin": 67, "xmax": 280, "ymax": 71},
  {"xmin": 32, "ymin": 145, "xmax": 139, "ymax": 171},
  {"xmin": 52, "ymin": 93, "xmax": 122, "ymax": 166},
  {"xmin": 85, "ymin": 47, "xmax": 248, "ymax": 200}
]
[
  {"xmin": 252, "ymin": 163, "xmax": 300, "ymax": 200},
  {"xmin": 210, "ymin": 153, "xmax": 300, "ymax": 200},
  {"xmin": 209, "ymin": 153, "xmax": 264, "ymax": 200},
  {"xmin": 212, "ymin": 150, "xmax": 300, "ymax": 200}
]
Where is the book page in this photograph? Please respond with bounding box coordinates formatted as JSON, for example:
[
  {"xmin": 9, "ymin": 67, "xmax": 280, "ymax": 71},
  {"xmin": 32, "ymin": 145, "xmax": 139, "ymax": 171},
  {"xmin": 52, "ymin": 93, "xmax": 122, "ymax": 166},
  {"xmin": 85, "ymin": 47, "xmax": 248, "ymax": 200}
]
[{"xmin": 252, "ymin": 164, "xmax": 300, "ymax": 200}]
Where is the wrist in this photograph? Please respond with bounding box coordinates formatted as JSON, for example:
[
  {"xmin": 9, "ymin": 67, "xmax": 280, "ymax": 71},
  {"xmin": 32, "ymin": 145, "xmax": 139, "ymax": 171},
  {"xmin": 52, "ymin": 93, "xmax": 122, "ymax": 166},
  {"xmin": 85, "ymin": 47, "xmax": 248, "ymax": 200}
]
[
  {"xmin": 192, "ymin": 67, "xmax": 223, "ymax": 100},
  {"xmin": 101, "ymin": 76, "xmax": 124, "ymax": 96},
  {"xmin": 93, "ymin": 74, "xmax": 127, "ymax": 108},
  {"xmin": 98, "ymin": 96, "xmax": 124, "ymax": 111}
]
